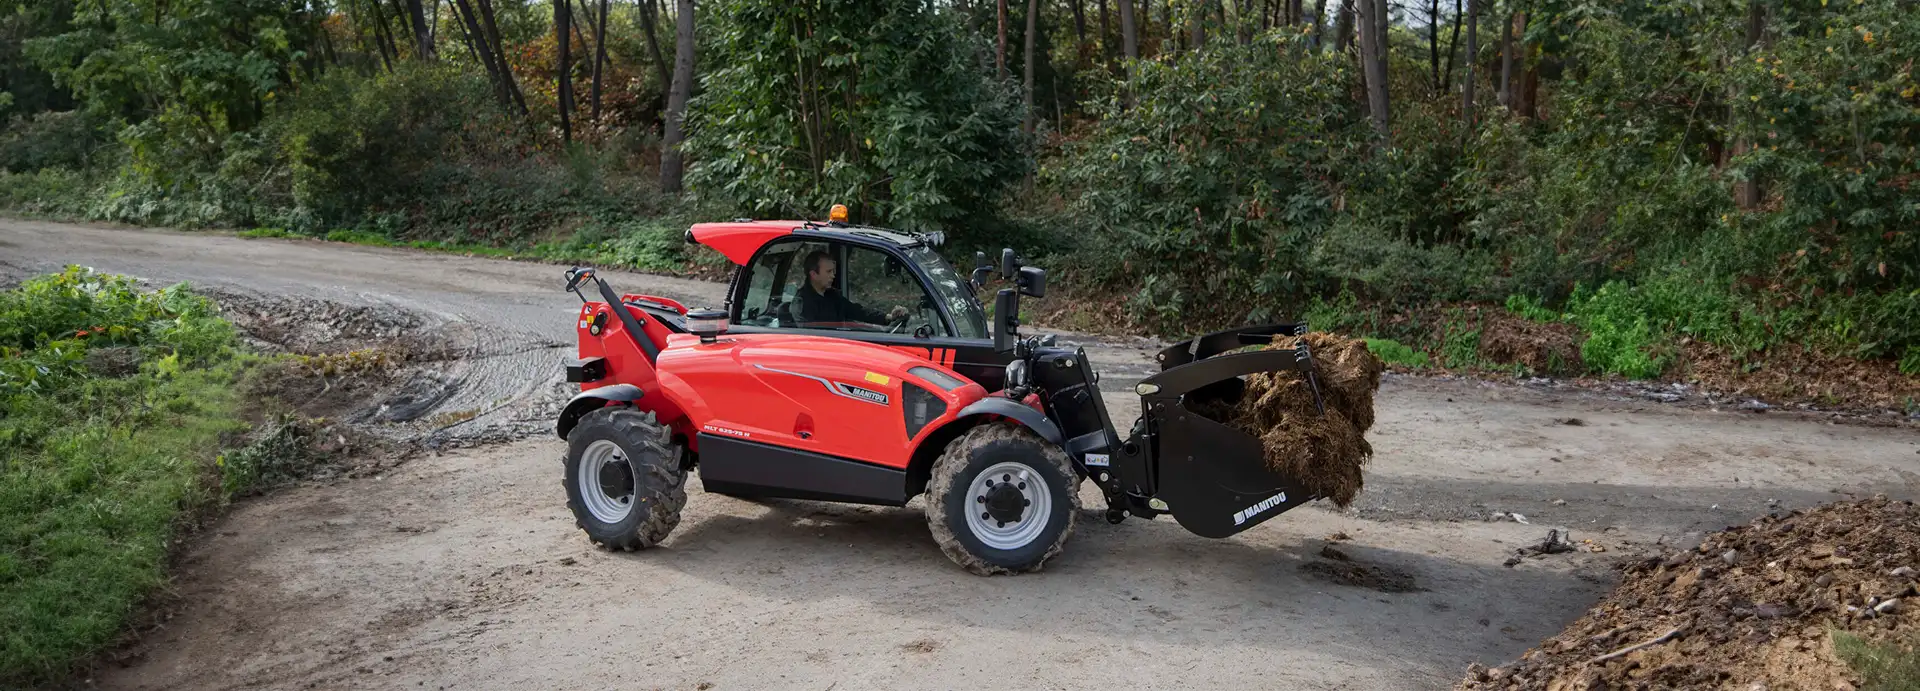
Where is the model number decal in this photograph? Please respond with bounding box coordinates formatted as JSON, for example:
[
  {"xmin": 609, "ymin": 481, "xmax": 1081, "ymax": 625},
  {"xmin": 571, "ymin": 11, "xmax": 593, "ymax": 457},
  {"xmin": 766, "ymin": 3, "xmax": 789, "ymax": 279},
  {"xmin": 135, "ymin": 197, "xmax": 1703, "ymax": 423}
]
[
  {"xmin": 1083, "ymin": 453, "xmax": 1110, "ymax": 467},
  {"xmin": 1232, "ymin": 491, "xmax": 1289, "ymax": 526},
  {"xmin": 703, "ymin": 424, "xmax": 751, "ymax": 438}
]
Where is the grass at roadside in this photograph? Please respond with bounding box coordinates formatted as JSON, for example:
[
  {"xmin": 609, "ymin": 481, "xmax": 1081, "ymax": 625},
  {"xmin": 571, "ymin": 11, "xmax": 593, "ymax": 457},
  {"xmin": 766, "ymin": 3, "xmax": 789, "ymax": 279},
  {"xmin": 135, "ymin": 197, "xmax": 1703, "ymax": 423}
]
[
  {"xmin": 1835, "ymin": 631, "xmax": 1920, "ymax": 691},
  {"xmin": 0, "ymin": 267, "xmax": 281, "ymax": 686}
]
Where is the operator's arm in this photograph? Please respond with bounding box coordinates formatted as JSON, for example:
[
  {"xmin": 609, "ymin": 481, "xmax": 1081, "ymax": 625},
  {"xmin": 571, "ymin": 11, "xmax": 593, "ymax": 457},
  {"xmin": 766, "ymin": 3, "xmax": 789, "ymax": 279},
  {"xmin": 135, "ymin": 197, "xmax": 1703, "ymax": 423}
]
[{"xmin": 839, "ymin": 294, "xmax": 892, "ymax": 325}]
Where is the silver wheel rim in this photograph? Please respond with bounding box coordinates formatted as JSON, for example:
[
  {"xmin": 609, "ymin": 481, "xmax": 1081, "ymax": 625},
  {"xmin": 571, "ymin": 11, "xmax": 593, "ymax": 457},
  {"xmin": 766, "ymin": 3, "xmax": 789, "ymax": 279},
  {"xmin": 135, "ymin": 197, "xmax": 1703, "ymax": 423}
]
[
  {"xmin": 963, "ymin": 461, "xmax": 1051, "ymax": 550},
  {"xmin": 579, "ymin": 439, "xmax": 634, "ymax": 524}
]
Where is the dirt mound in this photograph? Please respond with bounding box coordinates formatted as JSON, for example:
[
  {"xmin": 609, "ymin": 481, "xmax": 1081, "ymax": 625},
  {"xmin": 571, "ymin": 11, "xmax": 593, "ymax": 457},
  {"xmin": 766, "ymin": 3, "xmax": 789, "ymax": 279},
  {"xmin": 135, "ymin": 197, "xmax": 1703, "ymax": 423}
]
[
  {"xmin": 1478, "ymin": 315, "xmax": 1585, "ymax": 376},
  {"xmin": 1194, "ymin": 333, "xmax": 1384, "ymax": 507},
  {"xmin": 203, "ymin": 288, "xmax": 458, "ymax": 359},
  {"xmin": 1459, "ymin": 495, "xmax": 1920, "ymax": 690}
]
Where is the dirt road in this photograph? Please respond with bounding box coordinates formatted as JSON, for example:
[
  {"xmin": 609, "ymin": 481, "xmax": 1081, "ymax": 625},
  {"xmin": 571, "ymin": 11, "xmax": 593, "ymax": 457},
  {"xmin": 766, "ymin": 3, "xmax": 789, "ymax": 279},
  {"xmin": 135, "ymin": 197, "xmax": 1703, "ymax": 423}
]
[{"xmin": 6, "ymin": 219, "xmax": 1918, "ymax": 691}]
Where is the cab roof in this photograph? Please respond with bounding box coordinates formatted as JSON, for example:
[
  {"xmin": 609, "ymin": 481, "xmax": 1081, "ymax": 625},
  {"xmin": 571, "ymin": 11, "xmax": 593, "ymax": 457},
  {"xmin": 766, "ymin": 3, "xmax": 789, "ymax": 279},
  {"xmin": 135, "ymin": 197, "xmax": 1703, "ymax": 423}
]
[{"xmin": 685, "ymin": 220, "xmax": 936, "ymax": 266}]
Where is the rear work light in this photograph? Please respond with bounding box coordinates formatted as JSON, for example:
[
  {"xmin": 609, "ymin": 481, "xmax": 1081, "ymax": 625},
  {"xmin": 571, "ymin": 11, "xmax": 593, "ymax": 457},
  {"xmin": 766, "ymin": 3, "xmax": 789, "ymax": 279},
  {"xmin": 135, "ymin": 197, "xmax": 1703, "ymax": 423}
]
[
  {"xmin": 902, "ymin": 382, "xmax": 946, "ymax": 440},
  {"xmin": 685, "ymin": 309, "xmax": 728, "ymax": 344}
]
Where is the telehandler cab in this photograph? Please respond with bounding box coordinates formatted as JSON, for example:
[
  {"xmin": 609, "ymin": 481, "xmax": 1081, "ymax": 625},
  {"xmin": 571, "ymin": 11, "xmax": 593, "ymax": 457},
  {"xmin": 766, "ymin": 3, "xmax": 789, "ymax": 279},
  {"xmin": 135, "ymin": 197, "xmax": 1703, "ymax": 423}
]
[{"xmin": 555, "ymin": 208, "xmax": 1328, "ymax": 574}]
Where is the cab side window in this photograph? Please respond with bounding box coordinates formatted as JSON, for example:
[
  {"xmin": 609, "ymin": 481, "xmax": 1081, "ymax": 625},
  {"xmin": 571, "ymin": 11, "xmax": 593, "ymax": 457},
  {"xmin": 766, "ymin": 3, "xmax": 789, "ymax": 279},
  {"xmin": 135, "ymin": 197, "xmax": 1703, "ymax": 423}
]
[
  {"xmin": 841, "ymin": 245, "xmax": 949, "ymax": 337},
  {"xmin": 735, "ymin": 240, "xmax": 826, "ymax": 328}
]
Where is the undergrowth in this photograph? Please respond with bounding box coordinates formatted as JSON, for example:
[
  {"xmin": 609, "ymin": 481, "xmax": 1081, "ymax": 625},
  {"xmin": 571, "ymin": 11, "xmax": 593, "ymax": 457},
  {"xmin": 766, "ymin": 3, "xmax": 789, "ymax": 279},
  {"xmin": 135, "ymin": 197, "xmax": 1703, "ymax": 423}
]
[
  {"xmin": 0, "ymin": 267, "xmax": 294, "ymax": 686},
  {"xmin": 1834, "ymin": 631, "xmax": 1920, "ymax": 691}
]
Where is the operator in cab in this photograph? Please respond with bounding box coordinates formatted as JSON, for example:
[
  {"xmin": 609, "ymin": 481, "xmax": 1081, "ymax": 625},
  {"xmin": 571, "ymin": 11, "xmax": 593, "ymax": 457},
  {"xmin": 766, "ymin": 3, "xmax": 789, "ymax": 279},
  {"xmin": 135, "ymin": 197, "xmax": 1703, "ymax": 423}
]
[{"xmin": 794, "ymin": 250, "xmax": 909, "ymax": 329}]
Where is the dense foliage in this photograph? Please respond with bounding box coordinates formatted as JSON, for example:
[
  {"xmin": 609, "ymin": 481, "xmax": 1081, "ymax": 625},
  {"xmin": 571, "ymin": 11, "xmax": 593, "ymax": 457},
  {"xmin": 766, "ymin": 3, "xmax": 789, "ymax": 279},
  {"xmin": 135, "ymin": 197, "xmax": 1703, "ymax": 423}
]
[
  {"xmin": 683, "ymin": 0, "xmax": 1031, "ymax": 232},
  {"xmin": 0, "ymin": 268, "xmax": 256, "ymax": 685},
  {"xmin": 2, "ymin": 0, "xmax": 1917, "ymax": 385}
]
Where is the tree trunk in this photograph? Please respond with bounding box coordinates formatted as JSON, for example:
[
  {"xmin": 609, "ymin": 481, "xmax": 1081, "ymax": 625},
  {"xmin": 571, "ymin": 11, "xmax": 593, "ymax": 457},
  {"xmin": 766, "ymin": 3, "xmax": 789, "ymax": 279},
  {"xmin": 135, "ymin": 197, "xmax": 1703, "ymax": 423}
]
[
  {"xmin": 475, "ymin": 0, "xmax": 527, "ymax": 115},
  {"xmin": 1443, "ymin": 0, "xmax": 1461, "ymax": 90},
  {"xmin": 1190, "ymin": 0, "xmax": 1206, "ymax": 50},
  {"xmin": 638, "ymin": 0, "xmax": 671, "ymax": 110},
  {"xmin": 388, "ymin": 0, "xmax": 415, "ymax": 51},
  {"xmin": 1025, "ymin": 0, "xmax": 1040, "ymax": 132},
  {"xmin": 1497, "ymin": 9, "xmax": 1513, "ymax": 108},
  {"xmin": 1309, "ymin": 0, "xmax": 1326, "ymax": 47},
  {"xmin": 1072, "ymin": 0, "xmax": 1087, "ymax": 50},
  {"xmin": 1119, "ymin": 0, "xmax": 1138, "ymax": 61},
  {"xmin": 452, "ymin": 0, "xmax": 501, "ymax": 99},
  {"xmin": 591, "ymin": 0, "xmax": 609, "ymax": 120},
  {"xmin": 1357, "ymin": 0, "xmax": 1390, "ymax": 140},
  {"xmin": 1099, "ymin": 0, "xmax": 1112, "ymax": 61},
  {"xmin": 557, "ymin": 0, "xmax": 573, "ymax": 143},
  {"xmin": 406, "ymin": 0, "xmax": 434, "ymax": 59},
  {"xmin": 1462, "ymin": 0, "xmax": 1476, "ymax": 124},
  {"xmin": 660, "ymin": 0, "xmax": 695, "ymax": 194},
  {"xmin": 1429, "ymin": 0, "xmax": 1441, "ymax": 91},
  {"xmin": 568, "ymin": 0, "xmax": 594, "ymax": 80},
  {"xmin": 1242, "ymin": 0, "xmax": 1260, "ymax": 45},
  {"xmin": 1733, "ymin": 0, "xmax": 1765, "ymax": 209},
  {"xmin": 1333, "ymin": 0, "xmax": 1354, "ymax": 52},
  {"xmin": 369, "ymin": 0, "xmax": 399, "ymax": 70},
  {"xmin": 998, "ymin": 0, "xmax": 1009, "ymax": 79},
  {"xmin": 1512, "ymin": 10, "xmax": 1533, "ymax": 117}
]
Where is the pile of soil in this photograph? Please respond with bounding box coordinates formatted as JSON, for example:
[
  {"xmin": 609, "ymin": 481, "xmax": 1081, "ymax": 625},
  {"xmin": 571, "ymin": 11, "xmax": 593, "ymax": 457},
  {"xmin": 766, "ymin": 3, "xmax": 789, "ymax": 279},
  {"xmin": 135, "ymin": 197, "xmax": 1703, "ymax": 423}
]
[
  {"xmin": 1193, "ymin": 333, "xmax": 1384, "ymax": 507},
  {"xmin": 203, "ymin": 288, "xmax": 456, "ymax": 359},
  {"xmin": 1477, "ymin": 314, "xmax": 1585, "ymax": 377},
  {"xmin": 1680, "ymin": 341, "xmax": 1920, "ymax": 415},
  {"xmin": 1459, "ymin": 495, "xmax": 1919, "ymax": 690}
]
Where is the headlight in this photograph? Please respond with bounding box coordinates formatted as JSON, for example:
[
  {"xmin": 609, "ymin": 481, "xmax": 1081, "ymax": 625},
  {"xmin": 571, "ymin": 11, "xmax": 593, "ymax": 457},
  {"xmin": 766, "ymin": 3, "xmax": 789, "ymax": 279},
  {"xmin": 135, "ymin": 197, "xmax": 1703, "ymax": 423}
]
[{"xmin": 1005, "ymin": 359, "xmax": 1029, "ymax": 388}]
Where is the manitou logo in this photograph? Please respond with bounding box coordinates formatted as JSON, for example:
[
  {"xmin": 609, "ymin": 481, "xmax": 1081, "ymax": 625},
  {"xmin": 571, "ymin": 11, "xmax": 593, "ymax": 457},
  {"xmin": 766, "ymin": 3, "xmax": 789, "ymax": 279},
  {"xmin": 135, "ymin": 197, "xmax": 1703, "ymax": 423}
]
[{"xmin": 1232, "ymin": 491, "xmax": 1288, "ymax": 526}]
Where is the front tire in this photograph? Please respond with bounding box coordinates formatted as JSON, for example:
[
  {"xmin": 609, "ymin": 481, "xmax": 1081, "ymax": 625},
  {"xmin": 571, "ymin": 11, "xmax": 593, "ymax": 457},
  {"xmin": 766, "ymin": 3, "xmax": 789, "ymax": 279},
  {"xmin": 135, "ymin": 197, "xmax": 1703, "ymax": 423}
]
[
  {"xmin": 563, "ymin": 406, "xmax": 686, "ymax": 551},
  {"xmin": 923, "ymin": 422, "xmax": 1080, "ymax": 575}
]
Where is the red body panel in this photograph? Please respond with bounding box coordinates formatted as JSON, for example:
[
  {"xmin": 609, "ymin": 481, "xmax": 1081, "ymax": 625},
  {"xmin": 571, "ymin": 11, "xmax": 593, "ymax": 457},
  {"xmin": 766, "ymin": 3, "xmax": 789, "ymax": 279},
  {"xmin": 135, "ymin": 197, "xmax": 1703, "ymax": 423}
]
[
  {"xmin": 574, "ymin": 300, "xmax": 692, "ymax": 439},
  {"xmin": 577, "ymin": 296, "xmax": 988, "ymax": 465},
  {"xmin": 652, "ymin": 334, "xmax": 986, "ymax": 469},
  {"xmin": 620, "ymin": 293, "xmax": 688, "ymax": 315},
  {"xmin": 687, "ymin": 221, "xmax": 801, "ymax": 266}
]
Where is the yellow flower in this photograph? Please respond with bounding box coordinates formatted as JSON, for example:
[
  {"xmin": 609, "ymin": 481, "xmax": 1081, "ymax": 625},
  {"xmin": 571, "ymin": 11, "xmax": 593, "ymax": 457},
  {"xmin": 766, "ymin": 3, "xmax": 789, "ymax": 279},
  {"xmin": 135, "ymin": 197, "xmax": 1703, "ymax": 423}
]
[{"xmin": 1864, "ymin": 31, "xmax": 1874, "ymax": 44}]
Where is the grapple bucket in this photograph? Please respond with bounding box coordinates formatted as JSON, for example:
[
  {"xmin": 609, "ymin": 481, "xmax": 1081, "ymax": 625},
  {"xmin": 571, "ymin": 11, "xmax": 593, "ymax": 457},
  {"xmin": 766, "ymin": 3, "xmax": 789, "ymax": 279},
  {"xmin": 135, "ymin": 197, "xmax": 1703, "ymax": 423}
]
[{"xmin": 1136, "ymin": 324, "xmax": 1323, "ymax": 539}]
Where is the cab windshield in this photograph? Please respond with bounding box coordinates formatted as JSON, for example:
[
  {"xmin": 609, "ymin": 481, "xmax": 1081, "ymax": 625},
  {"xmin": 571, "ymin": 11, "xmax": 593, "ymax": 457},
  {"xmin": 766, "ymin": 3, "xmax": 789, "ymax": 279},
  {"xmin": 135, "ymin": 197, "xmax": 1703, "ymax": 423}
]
[{"xmin": 906, "ymin": 246, "xmax": 989, "ymax": 340}]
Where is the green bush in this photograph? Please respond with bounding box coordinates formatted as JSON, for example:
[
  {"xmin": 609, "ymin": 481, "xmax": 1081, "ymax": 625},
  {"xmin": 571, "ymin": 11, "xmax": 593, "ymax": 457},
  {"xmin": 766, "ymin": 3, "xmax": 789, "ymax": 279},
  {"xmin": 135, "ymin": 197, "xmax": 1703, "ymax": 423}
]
[
  {"xmin": 684, "ymin": 0, "xmax": 1031, "ymax": 234},
  {"xmin": 0, "ymin": 111, "xmax": 108, "ymax": 173},
  {"xmin": 265, "ymin": 63, "xmax": 511, "ymax": 223},
  {"xmin": 1834, "ymin": 630, "xmax": 1920, "ymax": 691},
  {"xmin": 0, "ymin": 267, "xmax": 258, "ymax": 686},
  {"xmin": 1040, "ymin": 32, "xmax": 1361, "ymax": 332},
  {"xmin": 1364, "ymin": 338, "xmax": 1430, "ymax": 368}
]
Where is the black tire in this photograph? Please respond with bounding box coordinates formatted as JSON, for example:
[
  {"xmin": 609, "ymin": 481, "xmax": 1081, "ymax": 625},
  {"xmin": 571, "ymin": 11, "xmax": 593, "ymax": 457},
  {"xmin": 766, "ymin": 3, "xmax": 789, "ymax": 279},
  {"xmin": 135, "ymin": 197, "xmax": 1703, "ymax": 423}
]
[
  {"xmin": 923, "ymin": 422, "xmax": 1080, "ymax": 576},
  {"xmin": 562, "ymin": 406, "xmax": 686, "ymax": 551}
]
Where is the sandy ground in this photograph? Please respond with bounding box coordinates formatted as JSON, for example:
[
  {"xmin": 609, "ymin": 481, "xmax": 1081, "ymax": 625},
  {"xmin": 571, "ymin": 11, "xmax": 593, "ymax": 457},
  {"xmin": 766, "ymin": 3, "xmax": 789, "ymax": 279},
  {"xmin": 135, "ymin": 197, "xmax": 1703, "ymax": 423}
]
[{"xmin": 5, "ymin": 219, "xmax": 1919, "ymax": 691}]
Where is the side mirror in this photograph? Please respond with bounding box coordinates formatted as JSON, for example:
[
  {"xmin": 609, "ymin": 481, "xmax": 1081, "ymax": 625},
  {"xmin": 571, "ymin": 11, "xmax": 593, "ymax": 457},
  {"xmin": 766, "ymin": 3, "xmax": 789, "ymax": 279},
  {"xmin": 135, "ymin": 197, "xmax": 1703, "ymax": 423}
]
[
  {"xmin": 1016, "ymin": 266, "xmax": 1046, "ymax": 299},
  {"xmin": 1000, "ymin": 248, "xmax": 1018, "ymax": 278},
  {"xmin": 969, "ymin": 251, "xmax": 993, "ymax": 291}
]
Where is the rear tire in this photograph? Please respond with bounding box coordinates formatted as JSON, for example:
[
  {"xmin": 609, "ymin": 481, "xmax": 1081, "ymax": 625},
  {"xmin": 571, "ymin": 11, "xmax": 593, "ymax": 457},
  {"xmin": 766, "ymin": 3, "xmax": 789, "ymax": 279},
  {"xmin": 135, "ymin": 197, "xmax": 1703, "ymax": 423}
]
[
  {"xmin": 923, "ymin": 422, "xmax": 1080, "ymax": 575},
  {"xmin": 562, "ymin": 406, "xmax": 686, "ymax": 551}
]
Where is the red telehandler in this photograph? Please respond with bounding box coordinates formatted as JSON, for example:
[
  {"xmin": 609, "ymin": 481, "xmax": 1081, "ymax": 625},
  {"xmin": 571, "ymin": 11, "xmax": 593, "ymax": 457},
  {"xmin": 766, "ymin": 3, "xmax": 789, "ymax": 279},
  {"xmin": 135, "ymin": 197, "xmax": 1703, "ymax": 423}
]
[{"xmin": 555, "ymin": 209, "xmax": 1326, "ymax": 574}]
